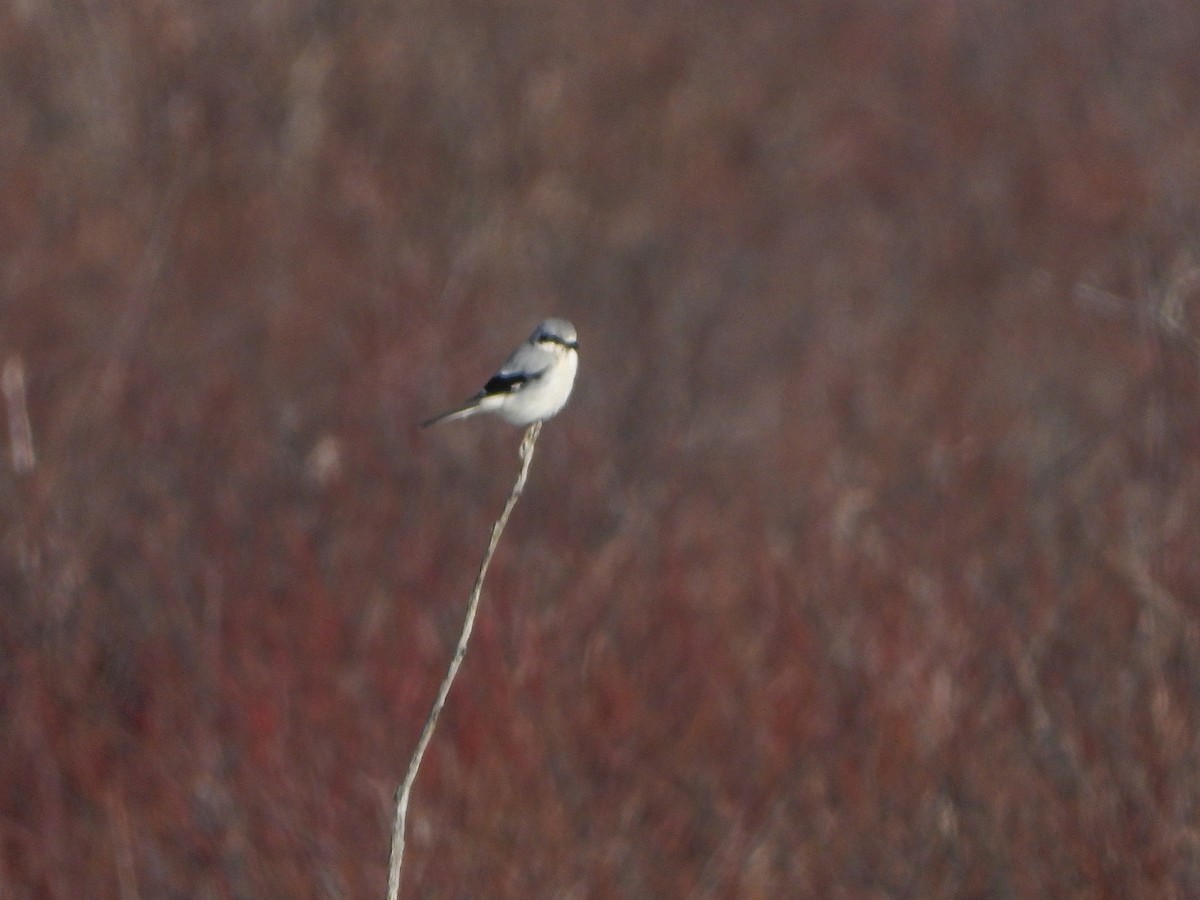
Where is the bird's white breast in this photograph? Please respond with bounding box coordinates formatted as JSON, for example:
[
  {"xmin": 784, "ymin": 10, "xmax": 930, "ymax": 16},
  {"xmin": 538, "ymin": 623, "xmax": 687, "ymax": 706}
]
[{"xmin": 499, "ymin": 349, "xmax": 578, "ymax": 425}]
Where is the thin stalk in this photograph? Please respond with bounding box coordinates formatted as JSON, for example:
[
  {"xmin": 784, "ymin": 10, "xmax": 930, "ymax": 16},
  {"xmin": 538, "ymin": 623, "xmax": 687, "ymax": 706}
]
[{"xmin": 387, "ymin": 420, "xmax": 544, "ymax": 900}]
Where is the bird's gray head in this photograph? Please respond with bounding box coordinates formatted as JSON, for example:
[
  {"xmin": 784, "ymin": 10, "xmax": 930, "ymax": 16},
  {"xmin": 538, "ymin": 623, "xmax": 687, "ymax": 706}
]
[{"xmin": 532, "ymin": 318, "xmax": 579, "ymax": 351}]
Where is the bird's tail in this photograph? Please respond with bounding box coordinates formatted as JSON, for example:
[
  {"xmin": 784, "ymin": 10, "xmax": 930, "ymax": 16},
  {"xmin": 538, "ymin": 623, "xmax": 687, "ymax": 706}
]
[{"xmin": 420, "ymin": 398, "xmax": 484, "ymax": 428}]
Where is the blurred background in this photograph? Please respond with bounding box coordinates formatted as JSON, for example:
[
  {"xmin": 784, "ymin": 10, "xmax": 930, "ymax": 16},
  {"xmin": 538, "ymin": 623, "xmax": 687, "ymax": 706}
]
[{"xmin": 3, "ymin": 0, "xmax": 1200, "ymax": 896}]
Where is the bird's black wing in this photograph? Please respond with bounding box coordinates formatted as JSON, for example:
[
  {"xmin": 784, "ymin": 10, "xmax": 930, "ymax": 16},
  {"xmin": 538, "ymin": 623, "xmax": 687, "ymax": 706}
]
[{"xmin": 479, "ymin": 367, "xmax": 546, "ymax": 397}]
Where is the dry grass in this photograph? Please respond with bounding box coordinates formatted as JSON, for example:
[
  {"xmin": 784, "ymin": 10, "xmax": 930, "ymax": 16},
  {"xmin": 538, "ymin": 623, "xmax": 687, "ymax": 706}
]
[{"xmin": 2, "ymin": 0, "xmax": 1200, "ymax": 896}]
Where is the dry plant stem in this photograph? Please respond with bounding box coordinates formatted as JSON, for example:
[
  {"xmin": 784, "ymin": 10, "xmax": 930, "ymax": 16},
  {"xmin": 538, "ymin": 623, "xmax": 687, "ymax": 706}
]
[
  {"xmin": 2, "ymin": 355, "xmax": 36, "ymax": 474},
  {"xmin": 387, "ymin": 420, "xmax": 544, "ymax": 900}
]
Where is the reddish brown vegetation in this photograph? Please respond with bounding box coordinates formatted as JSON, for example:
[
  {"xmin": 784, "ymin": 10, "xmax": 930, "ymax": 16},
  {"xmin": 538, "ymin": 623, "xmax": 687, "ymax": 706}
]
[{"xmin": 3, "ymin": 0, "xmax": 1200, "ymax": 896}]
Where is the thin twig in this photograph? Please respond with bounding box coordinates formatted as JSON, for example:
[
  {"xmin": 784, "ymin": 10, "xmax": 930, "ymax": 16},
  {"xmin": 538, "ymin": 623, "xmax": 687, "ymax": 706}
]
[
  {"xmin": 107, "ymin": 789, "xmax": 140, "ymax": 900},
  {"xmin": 2, "ymin": 355, "xmax": 36, "ymax": 474},
  {"xmin": 1074, "ymin": 277, "xmax": 1200, "ymax": 360},
  {"xmin": 387, "ymin": 420, "xmax": 544, "ymax": 900}
]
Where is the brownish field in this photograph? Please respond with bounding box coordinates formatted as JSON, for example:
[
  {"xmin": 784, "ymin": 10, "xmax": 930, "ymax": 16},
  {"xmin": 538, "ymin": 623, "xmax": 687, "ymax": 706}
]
[{"xmin": 3, "ymin": 1, "xmax": 1200, "ymax": 896}]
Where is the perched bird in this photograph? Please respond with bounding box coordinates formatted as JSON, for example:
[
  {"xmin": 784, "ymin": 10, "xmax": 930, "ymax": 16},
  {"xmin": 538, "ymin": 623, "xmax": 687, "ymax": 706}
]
[{"xmin": 421, "ymin": 318, "xmax": 579, "ymax": 428}]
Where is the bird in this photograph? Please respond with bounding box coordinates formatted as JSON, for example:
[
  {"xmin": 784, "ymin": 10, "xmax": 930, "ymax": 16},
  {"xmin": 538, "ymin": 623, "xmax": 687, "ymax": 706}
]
[{"xmin": 421, "ymin": 318, "xmax": 579, "ymax": 428}]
